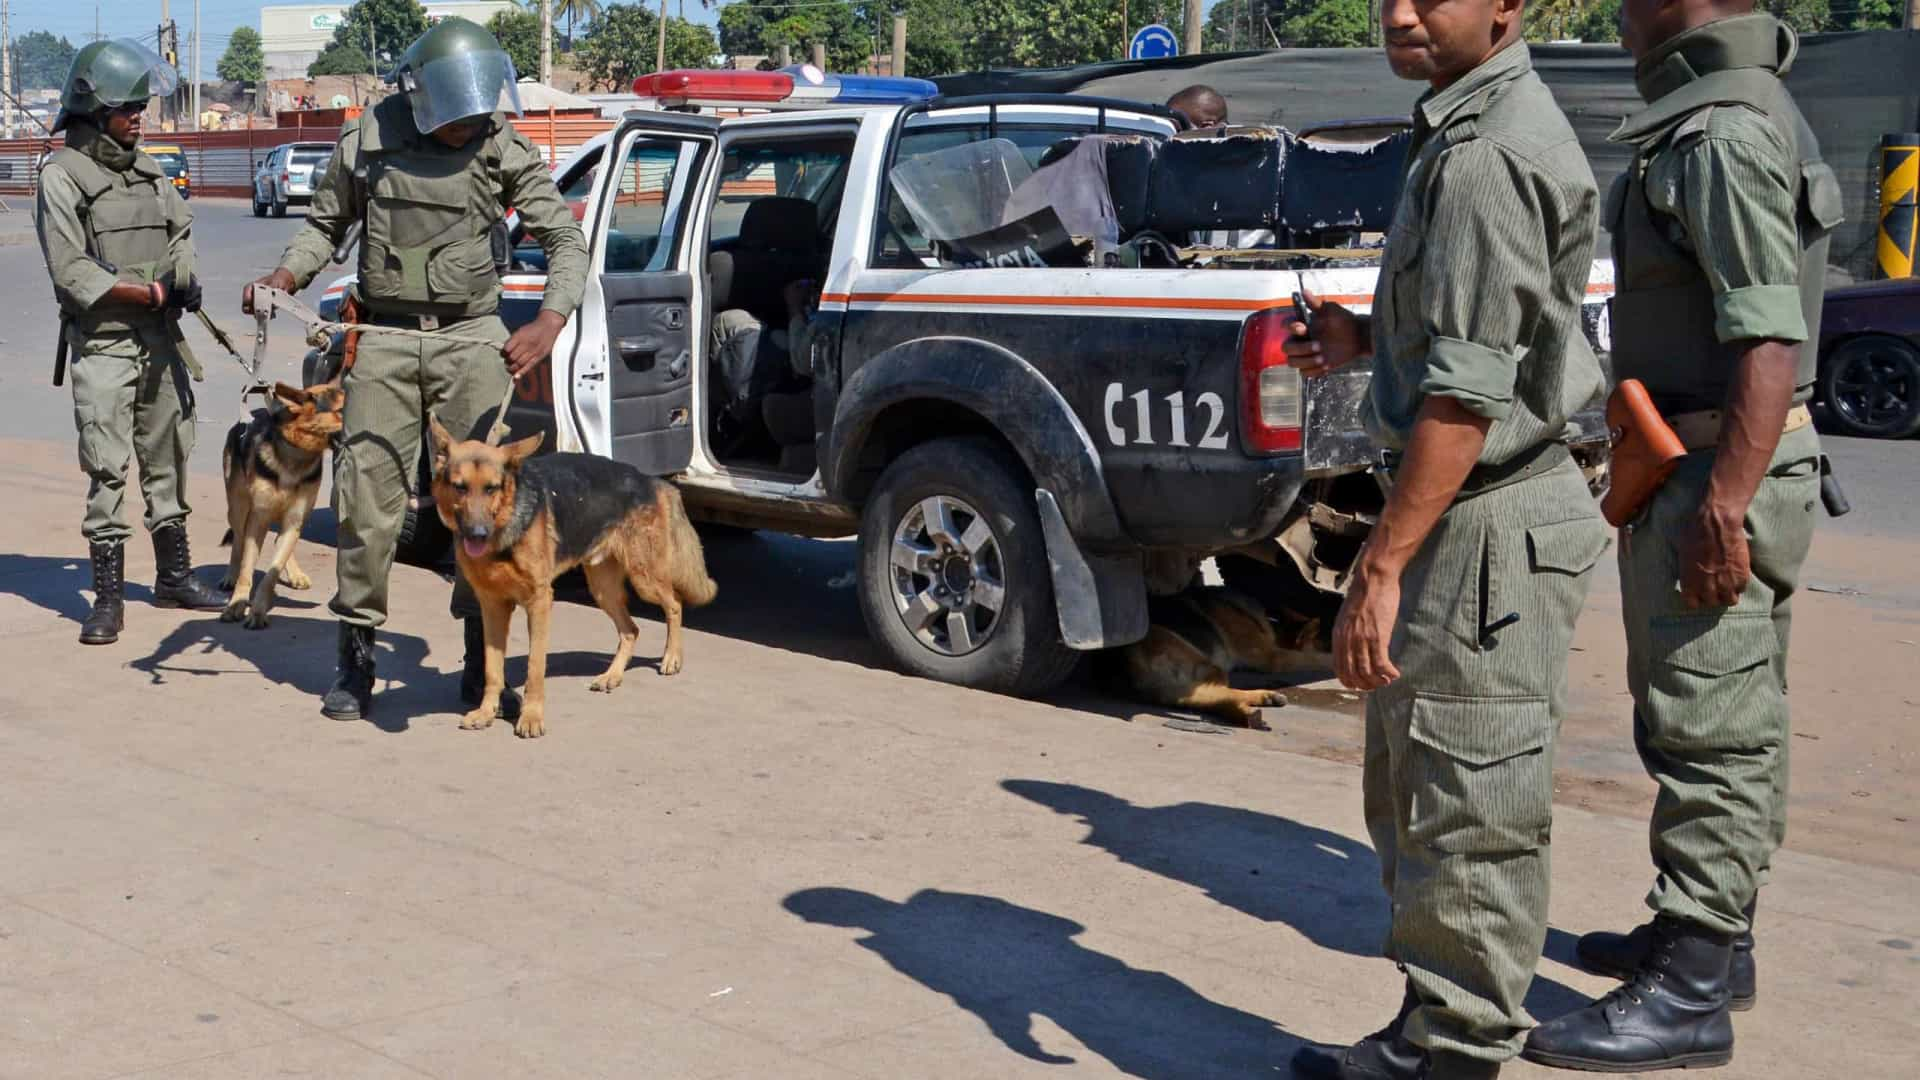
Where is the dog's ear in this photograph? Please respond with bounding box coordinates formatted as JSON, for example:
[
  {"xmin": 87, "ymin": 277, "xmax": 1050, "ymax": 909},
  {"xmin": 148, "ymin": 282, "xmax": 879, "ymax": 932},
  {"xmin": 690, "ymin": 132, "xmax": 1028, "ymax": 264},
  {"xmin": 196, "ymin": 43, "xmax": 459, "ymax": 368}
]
[
  {"xmin": 273, "ymin": 382, "xmax": 312, "ymax": 409},
  {"xmin": 427, "ymin": 414, "xmax": 455, "ymax": 473},
  {"xmin": 501, "ymin": 430, "xmax": 545, "ymax": 470}
]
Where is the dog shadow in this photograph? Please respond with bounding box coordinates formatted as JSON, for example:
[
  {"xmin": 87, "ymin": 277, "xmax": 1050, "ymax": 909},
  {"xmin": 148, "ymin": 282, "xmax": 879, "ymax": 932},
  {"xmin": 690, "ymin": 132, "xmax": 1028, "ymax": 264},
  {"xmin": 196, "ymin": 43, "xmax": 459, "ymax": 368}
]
[
  {"xmin": 785, "ymin": 886, "xmax": 1300, "ymax": 1078},
  {"xmin": 0, "ymin": 553, "xmax": 158, "ymax": 623},
  {"xmin": 129, "ymin": 613, "xmax": 442, "ymax": 734},
  {"xmin": 1000, "ymin": 780, "xmax": 1591, "ymax": 1022}
]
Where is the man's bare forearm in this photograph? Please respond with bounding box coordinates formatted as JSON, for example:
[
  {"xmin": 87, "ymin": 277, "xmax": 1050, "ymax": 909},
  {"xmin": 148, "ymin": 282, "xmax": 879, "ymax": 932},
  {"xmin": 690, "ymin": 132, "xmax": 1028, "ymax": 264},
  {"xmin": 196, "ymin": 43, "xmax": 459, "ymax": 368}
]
[
  {"xmin": 1701, "ymin": 341, "xmax": 1799, "ymax": 524},
  {"xmin": 1358, "ymin": 396, "xmax": 1491, "ymax": 579}
]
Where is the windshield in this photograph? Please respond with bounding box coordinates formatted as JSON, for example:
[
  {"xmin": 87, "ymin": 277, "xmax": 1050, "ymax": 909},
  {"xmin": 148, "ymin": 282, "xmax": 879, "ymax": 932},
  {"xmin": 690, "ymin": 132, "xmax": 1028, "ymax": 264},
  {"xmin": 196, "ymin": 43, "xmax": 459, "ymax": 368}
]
[{"xmin": 149, "ymin": 151, "xmax": 185, "ymax": 176}]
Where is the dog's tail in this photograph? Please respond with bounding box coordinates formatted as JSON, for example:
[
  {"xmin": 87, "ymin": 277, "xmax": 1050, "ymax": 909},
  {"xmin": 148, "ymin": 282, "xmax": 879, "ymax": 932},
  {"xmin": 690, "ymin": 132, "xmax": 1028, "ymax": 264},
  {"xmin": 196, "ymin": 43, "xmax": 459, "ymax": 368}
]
[{"xmin": 661, "ymin": 484, "xmax": 718, "ymax": 607}]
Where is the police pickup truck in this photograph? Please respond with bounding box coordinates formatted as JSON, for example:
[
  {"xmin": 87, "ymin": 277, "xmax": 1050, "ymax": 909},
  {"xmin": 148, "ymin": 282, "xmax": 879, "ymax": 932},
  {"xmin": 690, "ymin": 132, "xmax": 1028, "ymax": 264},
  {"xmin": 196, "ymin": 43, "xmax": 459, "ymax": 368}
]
[{"xmin": 309, "ymin": 69, "xmax": 1614, "ymax": 698}]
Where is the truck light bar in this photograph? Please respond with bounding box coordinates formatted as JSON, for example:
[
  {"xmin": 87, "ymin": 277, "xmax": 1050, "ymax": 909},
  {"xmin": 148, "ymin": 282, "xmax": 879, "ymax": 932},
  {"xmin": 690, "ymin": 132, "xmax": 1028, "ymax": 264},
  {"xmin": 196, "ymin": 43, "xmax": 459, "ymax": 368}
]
[{"xmin": 631, "ymin": 68, "xmax": 936, "ymax": 109}]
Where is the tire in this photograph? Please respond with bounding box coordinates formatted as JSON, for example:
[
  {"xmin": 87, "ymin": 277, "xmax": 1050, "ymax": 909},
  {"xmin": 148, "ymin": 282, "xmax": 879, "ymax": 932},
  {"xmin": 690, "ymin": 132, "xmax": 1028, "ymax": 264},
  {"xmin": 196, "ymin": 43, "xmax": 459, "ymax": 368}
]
[
  {"xmin": 1820, "ymin": 335, "xmax": 1920, "ymax": 439},
  {"xmin": 252, "ymin": 192, "xmax": 266, "ymax": 218},
  {"xmin": 856, "ymin": 437, "xmax": 1080, "ymax": 697},
  {"xmin": 272, "ymin": 190, "xmax": 288, "ymax": 218}
]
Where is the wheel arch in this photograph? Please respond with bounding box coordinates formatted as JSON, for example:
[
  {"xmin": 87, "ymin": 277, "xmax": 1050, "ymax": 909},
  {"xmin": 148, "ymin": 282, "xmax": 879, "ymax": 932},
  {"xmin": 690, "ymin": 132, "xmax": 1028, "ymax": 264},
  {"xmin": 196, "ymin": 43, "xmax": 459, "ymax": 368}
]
[{"xmin": 824, "ymin": 336, "xmax": 1130, "ymax": 547}]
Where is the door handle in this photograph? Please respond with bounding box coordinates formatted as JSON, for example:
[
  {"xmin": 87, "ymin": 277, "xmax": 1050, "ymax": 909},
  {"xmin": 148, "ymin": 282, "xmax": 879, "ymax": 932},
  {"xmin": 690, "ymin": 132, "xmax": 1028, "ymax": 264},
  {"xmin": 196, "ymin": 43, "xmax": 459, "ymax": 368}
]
[{"xmin": 616, "ymin": 338, "xmax": 656, "ymax": 371}]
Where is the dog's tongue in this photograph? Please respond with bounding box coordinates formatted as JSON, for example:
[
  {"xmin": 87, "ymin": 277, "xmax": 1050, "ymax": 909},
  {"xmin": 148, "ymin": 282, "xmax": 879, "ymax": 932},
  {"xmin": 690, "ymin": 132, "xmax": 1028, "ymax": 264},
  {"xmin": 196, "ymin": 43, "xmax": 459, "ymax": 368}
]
[{"xmin": 461, "ymin": 537, "xmax": 490, "ymax": 559}]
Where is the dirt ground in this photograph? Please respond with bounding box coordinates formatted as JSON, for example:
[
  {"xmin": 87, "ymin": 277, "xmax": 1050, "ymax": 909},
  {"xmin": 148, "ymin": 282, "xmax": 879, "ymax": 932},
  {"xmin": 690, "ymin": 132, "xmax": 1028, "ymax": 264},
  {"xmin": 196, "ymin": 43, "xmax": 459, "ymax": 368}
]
[{"xmin": 1251, "ymin": 523, "xmax": 1920, "ymax": 875}]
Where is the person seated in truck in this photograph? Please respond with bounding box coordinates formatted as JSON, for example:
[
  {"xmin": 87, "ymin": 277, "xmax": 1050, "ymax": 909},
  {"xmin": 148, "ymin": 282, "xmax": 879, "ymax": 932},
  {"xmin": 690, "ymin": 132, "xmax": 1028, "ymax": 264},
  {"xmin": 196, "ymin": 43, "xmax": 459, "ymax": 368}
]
[
  {"xmin": 710, "ymin": 272, "xmax": 817, "ymax": 464},
  {"xmin": 1166, "ymin": 85, "xmax": 1228, "ymax": 129}
]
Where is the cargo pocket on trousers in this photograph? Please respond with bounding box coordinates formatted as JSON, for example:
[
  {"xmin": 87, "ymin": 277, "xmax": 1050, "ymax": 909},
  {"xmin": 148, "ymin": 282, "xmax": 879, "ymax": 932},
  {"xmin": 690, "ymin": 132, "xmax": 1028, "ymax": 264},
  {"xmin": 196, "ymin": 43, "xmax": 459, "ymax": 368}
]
[
  {"xmin": 1527, "ymin": 517, "xmax": 1610, "ymax": 577},
  {"xmin": 1406, "ymin": 694, "xmax": 1555, "ymax": 855},
  {"xmin": 74, "ymin": 402, "xmax": 112, "ymax": 478},
  {"xmin": 1642, "ymin": 615, "xmax": 1778, "ymax": 752}
]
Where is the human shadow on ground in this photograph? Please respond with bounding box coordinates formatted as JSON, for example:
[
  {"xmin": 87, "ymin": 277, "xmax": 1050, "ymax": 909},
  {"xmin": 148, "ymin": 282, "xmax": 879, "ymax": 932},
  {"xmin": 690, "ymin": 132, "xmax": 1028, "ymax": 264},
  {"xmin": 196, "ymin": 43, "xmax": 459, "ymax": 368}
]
[
  {"xmin": 0, "ymin": 552, "xmax": 158, "ymax": 624},
  {"xmin": 129, "ymin": 613, "xmax": 441, "ymax": 734},
  {"xmin": 785, "ymin": 886, "xmax": 1299, "ymax": 1079},
  {"xmin": 1001, "ymin": 780, "xmax": 1591, "ymax": 1022}
]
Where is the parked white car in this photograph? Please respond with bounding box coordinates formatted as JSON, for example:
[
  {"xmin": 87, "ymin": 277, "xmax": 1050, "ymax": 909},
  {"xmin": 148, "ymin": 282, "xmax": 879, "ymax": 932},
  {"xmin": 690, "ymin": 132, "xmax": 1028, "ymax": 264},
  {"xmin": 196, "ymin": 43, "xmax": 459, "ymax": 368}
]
[{"xmin": 252, "ymin": 141, "xmax": 334, "ymax": 218}]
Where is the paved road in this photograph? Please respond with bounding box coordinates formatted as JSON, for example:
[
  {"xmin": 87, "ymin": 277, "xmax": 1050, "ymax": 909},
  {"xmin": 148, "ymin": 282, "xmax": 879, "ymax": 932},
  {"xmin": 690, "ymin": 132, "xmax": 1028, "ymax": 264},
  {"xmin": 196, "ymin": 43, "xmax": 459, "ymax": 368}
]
[{"xmin": 0, "ymin": 198, "xmax": 329, "ymax": 444}]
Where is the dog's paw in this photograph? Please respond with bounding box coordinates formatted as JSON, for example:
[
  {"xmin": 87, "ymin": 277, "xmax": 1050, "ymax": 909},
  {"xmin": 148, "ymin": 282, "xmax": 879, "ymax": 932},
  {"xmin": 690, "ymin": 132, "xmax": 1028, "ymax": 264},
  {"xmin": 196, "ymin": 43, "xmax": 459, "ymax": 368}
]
[
  {"xmin": 1259, "ymin": 690, "xmax": 1288, "ymax": 708},
  {"xmin": 658, "ymin": 654, "xmax": 683, "ymax": 677},
  {"xmin": 219, "ymin": 599, "xmax": 248, "ymax": 623},
  {"xmin": 279, "ymin": 567, "xmax": 312, "ymax": 590},
  {"xmin": 459, "ymin": 708, "xmax": 497, "ymax": 731},
  {"xmin": 588, "ymin": 672, "xmax": 623, "ymax": 693},
  {"xmin": 243, "ymin": 609, "xmax": 271, "ymax": 630},
  {"xmin": 513, "ymin": 708, "xmax": 546, "ymax": 739}
]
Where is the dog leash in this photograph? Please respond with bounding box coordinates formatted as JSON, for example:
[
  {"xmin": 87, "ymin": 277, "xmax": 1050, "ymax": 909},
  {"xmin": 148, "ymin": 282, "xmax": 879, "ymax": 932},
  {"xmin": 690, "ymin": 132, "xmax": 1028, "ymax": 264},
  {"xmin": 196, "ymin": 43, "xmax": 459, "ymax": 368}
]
[{"xmin": 250, "ymin": 284, "xmax": 525, "ymax": 437}]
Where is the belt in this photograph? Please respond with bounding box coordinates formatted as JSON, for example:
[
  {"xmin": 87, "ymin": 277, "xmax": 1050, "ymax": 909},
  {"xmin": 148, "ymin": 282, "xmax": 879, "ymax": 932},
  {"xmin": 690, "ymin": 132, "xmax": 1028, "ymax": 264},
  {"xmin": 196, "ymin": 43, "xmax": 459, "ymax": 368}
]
[
  {"xmin": 1667, "ymin": 404, "xmax": 1812, "ymax": 453},
  {"xmin": 362, "ymin": 309, "xmax": 482, "ymax": 331},
  {"xmin": 1379, "ymin": 440, "xmax": 1570, "ymax": 500}
]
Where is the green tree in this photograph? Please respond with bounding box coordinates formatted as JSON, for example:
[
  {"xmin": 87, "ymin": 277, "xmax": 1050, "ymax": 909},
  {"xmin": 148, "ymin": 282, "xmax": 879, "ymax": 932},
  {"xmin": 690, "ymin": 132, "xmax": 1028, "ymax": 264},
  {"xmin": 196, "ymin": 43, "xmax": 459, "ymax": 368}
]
[
  {"xmin": 1567, "ymin": 0, "xmax": 1622, "ymax": 42},
  {"xmin": 1766, "ymin": 0, "xmax": 1831, "ymax": 33},
  {"xmin": 340, "ymin": 0, "xmax": 431, "ymax": 71},
  {"xmin": 488, "ymin": 8, "xmax": 556, "ymax": 77},
  {"xmin": 555, "ymin": 0, "xmax": 604, "ymax": 50},
  {"xmin": 1282, "ymin": 0, "xmax": 1372, "ymax": 47},
  {"xmin": 1836, "ymin": 0, "xmax": 1902, "ymax": 30},
  {"xmin": 309, "ymin": 43, "xmax": 375, "ymax": 78},
  {"xmin": 578, "ymin": 4, "xmax": 718, "ymax": 90},
  {"xmin": 217, "ymin": 26, "xmax": 265, "ymax": 83},
  {"xmin": 12, "ymin": 30, "xmax": 78, "ymax": 93},
  {"xmin": 719, "ymin": 0, "xmax": 869, "ymax": 71}
]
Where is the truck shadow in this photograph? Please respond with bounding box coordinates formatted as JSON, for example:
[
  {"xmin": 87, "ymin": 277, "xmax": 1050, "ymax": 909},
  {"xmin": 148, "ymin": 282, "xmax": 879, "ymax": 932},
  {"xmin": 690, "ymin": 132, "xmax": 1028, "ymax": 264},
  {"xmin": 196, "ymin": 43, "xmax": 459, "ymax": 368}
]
[
  {"xmin": 784, "ymin": 885, "xmax": 1301, "ymax": 1078},
  {"xmin": 1000, "ymin": 780, "xmax": 1592, "ymax": 1022}
]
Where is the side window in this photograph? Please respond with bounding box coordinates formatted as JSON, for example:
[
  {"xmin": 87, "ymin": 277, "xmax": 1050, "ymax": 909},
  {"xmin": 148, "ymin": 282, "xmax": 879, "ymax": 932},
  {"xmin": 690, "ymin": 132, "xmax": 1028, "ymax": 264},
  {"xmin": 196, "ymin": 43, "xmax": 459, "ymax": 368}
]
[
  {"xmin": 512, "ymin": 144, "xmax": 604, "ymax": 265},
  {"xmin": 704, "ymin": 133, "xmax": 854, "ymax": 321},
  {"xmin": 602, "ymin": 136, "xmax": 710, "ymax": 275}
]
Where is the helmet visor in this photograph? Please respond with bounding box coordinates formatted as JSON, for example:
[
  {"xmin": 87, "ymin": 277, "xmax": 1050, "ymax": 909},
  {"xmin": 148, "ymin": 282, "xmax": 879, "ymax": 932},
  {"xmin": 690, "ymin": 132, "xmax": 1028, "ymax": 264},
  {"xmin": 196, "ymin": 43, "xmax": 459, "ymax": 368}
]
[
  {"xmin": 98, "ymin": 40, "xmax": 180, "ymax": 105},
  {"xmin": 406, "ymin": 50, "xmax": 522, "ymax": 133}
]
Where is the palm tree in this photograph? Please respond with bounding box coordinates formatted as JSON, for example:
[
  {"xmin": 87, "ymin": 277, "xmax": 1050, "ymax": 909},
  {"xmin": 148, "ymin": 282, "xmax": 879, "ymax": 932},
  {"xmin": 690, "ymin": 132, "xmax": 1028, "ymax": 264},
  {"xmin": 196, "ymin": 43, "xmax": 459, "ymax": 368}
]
[{"xmin": 554, "ymin": 0, "xmax": 602, "ymax": 51}]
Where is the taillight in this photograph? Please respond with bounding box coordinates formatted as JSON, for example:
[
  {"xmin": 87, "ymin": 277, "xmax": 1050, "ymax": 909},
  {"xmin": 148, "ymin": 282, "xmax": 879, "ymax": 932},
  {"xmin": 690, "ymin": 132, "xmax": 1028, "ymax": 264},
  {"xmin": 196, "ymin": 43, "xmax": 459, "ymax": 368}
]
[
  {"xmin": 281, "ymin": 173, "xmax": 290, "ymax": 183},
  {"xmin": 1239, "ymin": 309, "xmax": 1304, "ymax": 453}
]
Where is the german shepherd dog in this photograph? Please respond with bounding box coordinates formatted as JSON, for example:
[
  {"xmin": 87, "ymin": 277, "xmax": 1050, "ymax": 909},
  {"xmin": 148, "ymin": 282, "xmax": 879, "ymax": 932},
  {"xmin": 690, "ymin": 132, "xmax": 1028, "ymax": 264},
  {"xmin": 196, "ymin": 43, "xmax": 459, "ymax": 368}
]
[
  {"xmin": 219, "ymin": 382, "xmax": 345, "ymax": 629},
  {"xmin": 427, "ymin": 416, "xmax": 718, "ymax": 739},
  {"xmin": 1111, "ymin": 587, "xmax": 1326, "ymax": 729}
]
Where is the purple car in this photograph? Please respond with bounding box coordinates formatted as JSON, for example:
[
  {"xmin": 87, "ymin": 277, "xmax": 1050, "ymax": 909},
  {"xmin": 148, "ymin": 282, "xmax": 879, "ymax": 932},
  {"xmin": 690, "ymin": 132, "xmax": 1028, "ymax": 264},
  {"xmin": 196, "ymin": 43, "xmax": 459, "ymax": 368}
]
[{"xmin": 1819, "ymin": 276, "xmax": 1920, "ymax": 439}]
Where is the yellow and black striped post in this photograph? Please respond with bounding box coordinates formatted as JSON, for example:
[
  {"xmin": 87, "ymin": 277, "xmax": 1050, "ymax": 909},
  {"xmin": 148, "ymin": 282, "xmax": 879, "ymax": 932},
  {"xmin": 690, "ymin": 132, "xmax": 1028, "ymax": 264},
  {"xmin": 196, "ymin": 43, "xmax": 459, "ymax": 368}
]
[{"xmin": 1879, "ymin": 133, "xmax": 1920, "ymax": 279}]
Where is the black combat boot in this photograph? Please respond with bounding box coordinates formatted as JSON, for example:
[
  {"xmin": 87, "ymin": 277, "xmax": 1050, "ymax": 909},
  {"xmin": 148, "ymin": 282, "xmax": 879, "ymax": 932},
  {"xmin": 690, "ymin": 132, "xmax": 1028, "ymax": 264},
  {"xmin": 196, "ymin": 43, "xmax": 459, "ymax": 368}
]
[
  {"xmin": 1523, "ymin": 917, "xmax": 1735, "ymax": 1072},
  {"xmin": 322, "ymin": 623, "xmax": 376, "ymax": 721},
  {"xmin": 1576, "ymin": 899, "xmax": 1756, "ymax": 1011},
  {"xmin": 79, "ymin": 542, "xmax": 125, "ymax": 645},
  {"xmin": 150, "ymin": 523, "xmax": 227, "ymax": 610},
  {"xmin": 457, "ymin": 616, "xmax": 521, "ymax": 719},
  {"xmin": 1294, "ymin": 981, "xmax": 1422, "ymax": 1078}
]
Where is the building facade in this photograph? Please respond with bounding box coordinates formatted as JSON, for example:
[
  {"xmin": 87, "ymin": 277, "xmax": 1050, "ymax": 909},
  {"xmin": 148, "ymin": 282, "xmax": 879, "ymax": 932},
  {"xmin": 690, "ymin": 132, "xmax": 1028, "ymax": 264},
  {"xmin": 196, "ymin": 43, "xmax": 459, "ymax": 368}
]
[{"xmin": 261, "ymin": 3, "xmax": 518, "ymax": 81}]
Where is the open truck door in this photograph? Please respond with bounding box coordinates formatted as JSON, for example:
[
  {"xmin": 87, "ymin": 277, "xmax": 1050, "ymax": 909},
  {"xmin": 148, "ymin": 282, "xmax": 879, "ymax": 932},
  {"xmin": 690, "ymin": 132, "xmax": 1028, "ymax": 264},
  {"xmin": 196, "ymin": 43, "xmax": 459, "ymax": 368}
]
[{"xmin": 559, "ymin": 114, "xmax": 718, "ymax": 474}]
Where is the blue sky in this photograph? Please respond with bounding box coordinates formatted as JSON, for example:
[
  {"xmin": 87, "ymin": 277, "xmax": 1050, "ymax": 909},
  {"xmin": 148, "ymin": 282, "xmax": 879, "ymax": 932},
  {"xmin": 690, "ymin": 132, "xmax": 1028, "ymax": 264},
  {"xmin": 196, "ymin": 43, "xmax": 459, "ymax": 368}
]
[{"xmin": 6, "ymin": 1, "xmax": 1231, "ymax": 80}]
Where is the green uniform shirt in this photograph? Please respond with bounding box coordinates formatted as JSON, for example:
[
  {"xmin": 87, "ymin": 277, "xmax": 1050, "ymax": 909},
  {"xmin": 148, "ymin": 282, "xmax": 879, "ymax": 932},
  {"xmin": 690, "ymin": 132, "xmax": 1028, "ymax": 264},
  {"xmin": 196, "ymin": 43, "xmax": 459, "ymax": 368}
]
[
  {"xmin": 280, "ymin": 112, "xmax": 589, "ymax": 320},
  {"xmin": 36, "ymin": 150, "xmax": 195, "ymax": 337},
  {"xmin": 1365, "ymin": 43, "xmax": 1603, "ymax": 466}
]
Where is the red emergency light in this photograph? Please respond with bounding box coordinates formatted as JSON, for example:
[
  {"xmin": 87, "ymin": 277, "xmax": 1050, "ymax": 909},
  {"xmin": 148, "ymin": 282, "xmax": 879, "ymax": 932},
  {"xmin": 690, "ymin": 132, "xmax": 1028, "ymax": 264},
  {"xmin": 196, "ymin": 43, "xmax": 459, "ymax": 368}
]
[{"xmin": 633, "ymin": 70, "xmax": 794, "ymax": 104}]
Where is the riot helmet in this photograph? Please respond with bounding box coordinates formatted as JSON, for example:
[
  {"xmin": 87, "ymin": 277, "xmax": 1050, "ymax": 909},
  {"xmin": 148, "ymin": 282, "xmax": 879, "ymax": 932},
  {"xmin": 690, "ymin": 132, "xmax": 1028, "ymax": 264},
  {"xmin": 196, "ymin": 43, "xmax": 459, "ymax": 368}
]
[
  {"xmin": 392, "ymin": 17, "xmax": 523, "ymax": 134},
  {"xmin": 54, "ymin": 39, "xmax": 180, "ymax": 133}
]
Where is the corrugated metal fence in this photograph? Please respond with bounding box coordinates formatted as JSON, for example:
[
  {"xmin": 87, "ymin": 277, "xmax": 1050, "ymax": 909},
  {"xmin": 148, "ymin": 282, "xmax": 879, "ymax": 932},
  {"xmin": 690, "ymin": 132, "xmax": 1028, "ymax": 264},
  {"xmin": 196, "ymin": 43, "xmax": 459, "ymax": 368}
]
[{"xmin": 0, "ymin": 111, "xmax": 614, "ymax": 199}]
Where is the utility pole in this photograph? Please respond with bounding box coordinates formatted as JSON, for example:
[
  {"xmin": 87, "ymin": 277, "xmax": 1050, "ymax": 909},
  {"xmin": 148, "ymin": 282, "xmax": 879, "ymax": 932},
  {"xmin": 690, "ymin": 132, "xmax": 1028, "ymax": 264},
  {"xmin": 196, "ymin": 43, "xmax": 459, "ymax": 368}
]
[
  {"xmin": 891, "ymin": 12, "xmax": 907, "ymax": 77},
  {"xmin": 189, "ymin": 0, "xmax": 198, "ymax": 130},
  {"xmin": 369, "ymin": 15, "xmax": 379, "ymax": 82},
  {"xmin": 539, "ymin": 0, "xmax": 553, "ymax": 84},
  {"xmin": 3, "ymin": 0, "xmax": 14, "ymax": 141},
  {"xmin": 1909, "ymin": 0, "xmax": 1919, "ymax": 31},
  {"xmin": 655, "ymin": 0, "xmax": 667, "ymax": 74},
  {"xmin": 159, "ymin": 0, "xmax": 169, "ymax": 128},
  {"xmin": 1183, "ymin": 0, "xmax": 1203, "ymax": 55},
  {"xmin": 811, "ymin": 41, "xmax": 826, "ymax": 71}
]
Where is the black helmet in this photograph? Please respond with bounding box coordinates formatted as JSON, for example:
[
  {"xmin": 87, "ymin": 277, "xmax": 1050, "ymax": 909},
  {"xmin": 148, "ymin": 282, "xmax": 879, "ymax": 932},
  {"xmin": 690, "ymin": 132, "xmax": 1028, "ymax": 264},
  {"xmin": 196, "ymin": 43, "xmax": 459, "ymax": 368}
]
[
  {"xmin": 55, "ymin": 39, "xmax": 178, "ymax": 133},
  {"xmin": 393, "ymin": 17, "xmax": 523, "ymax": 134}
]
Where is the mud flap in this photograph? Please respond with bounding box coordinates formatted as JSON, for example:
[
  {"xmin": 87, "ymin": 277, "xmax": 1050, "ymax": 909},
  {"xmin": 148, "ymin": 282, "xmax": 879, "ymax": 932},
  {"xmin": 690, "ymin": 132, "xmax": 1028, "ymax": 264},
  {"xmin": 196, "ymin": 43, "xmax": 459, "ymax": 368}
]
[{"xmin": 1037, "ymin": 488, "xmax": 1147, "ymax": 651}]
